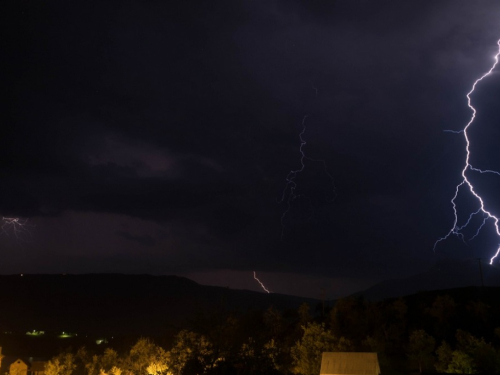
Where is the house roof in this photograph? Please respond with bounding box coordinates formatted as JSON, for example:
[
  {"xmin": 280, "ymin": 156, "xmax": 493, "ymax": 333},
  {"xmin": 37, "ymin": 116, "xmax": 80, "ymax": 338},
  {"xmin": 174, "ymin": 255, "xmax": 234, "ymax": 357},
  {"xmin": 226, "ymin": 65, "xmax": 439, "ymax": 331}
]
[
  {"xmin": 10, "ymin": 358, "xmax": 29, "ymax": 367},
  {"xmin": 320, "ymin": 352, "xmax": 380, "ymax": 375},
  {"xmin": 1, "ymin": 357, "xmax": 48, "ymax": 373}
]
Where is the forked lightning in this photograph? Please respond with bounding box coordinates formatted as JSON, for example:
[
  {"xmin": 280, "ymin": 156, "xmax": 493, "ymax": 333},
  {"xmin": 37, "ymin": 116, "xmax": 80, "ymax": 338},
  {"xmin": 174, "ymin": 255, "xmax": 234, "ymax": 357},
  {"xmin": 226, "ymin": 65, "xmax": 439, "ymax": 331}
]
[{"xmin": 435, "ymin": 40, "xmax": 500, "ymax": 264}]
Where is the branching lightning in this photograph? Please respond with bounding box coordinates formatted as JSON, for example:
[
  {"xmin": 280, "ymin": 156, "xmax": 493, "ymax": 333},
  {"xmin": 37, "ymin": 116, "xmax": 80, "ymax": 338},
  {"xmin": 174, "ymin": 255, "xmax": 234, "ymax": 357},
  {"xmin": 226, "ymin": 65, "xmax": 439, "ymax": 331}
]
[
  {"xmin": 253, "ymin": 271, "xmax": 271, "ymax": 293},
  {"xmin": 279, "ymin": 115, "xmax": 336, "ymax": 238},
  {"xmin": 434, "ymin": 39, "xmax": 500, "ymax": 265},
  {"xmin": 1, "ymin": 217, "xmax": 31, "ymax": 239}
]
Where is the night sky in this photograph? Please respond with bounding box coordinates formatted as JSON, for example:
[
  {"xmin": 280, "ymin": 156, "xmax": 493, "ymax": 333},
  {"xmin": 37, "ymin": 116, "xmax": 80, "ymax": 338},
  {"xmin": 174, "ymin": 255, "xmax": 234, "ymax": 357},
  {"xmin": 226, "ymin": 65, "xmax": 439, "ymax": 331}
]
[{"xmin": 3, "ymin": 0, "xmax": 500, "ymax": 299}]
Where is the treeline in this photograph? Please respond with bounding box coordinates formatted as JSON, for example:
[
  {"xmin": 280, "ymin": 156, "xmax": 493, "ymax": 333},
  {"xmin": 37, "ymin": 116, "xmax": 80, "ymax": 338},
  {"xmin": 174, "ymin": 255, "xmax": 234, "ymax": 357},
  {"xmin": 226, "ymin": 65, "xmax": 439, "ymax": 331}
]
[{"xmin": 45, "ymin": 287, "xmax": 500, "ymax": 375}]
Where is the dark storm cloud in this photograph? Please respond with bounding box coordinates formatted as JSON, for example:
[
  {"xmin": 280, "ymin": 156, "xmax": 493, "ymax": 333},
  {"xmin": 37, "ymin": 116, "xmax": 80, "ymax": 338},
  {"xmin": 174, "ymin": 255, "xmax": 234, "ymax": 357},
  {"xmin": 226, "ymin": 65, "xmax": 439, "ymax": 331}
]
[
  {"xmin": 116, "ymin": 230, "xmax": 156, "ymax": 247},
  {"xmin": 3, "ymin": 0, "xmax": 500, "ymax": 296}
]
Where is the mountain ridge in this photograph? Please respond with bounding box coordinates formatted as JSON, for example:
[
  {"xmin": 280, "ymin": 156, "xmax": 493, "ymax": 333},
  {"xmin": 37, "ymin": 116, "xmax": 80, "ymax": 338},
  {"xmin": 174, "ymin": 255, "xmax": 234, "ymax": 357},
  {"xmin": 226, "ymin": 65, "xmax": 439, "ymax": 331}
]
[
  {"xmin": 351, "ymin": 258, "xmax": 500, "ymax": 301},
  {"xmin": 0, "ymin": 273, "xmax": 317, "ymax": 337}
]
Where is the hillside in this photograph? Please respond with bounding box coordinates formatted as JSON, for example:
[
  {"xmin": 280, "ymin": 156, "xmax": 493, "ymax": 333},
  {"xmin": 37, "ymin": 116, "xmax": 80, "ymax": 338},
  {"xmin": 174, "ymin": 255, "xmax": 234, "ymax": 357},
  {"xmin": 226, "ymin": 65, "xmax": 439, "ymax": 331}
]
[
  {"xmin": 353, "ymin": 258, "xmax": 500, "ymax": 301},
  {"xmin": 0, "ymin": 274, "xmax": 317, "ymax": 337}
]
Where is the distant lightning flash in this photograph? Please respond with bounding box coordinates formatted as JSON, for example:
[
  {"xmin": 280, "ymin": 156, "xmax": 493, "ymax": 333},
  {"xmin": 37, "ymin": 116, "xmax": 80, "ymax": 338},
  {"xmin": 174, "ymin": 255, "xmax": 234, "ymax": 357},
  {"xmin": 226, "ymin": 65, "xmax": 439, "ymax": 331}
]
[
  {"xmin": 253, "ymin": 271, "xmax": 271, "ymax": 293},
  {"xmin": 435, "ymin": 39, "xmax": 500, "ymax": 265},
  {"xmin": 1, "ymin": 217, "xmax": 31, "ymax": 239},
  {"xmin": 280, "ymin": 115, "xmax": 336, "ymax": 238}
]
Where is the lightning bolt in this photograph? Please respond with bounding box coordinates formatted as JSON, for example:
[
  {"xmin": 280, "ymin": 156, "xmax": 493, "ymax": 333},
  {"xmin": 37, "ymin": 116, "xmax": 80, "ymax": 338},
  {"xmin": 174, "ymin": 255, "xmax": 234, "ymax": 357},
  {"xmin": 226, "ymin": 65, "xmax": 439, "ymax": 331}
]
[
  {"xmin": 253, "ymin": 271, "xmax": 271, "ymax": 293},
  {"xmin": 1, "ymin": 217, "xmax": 31, "ymax": 239},
  {"xmin": 279, "ymin": 115, "xmax": 336, "ymax": 238},
  {"xmin": 434, "ymin": 39, "xmax": 500, "ymax": 265}
]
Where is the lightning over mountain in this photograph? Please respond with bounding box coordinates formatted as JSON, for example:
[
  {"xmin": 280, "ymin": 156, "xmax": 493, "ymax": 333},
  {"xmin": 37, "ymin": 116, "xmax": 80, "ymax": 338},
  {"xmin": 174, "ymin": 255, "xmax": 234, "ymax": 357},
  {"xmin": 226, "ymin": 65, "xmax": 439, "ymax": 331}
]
[
  {"xmin": 253, "ymin": 271, "xmax": 271, "ymax": 293},
  {"xmin": 435, "ymin": 39, "xmax": 500, "ymax": 265}
]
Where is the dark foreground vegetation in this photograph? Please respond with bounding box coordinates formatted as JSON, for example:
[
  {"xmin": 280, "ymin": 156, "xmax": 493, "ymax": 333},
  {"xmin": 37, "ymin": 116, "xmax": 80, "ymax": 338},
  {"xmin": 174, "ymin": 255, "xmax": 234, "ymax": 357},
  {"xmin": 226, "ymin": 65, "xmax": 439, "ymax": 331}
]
[{"xmin": 3, "ymin": 286, "xmax": 500, "ymax": 375}]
